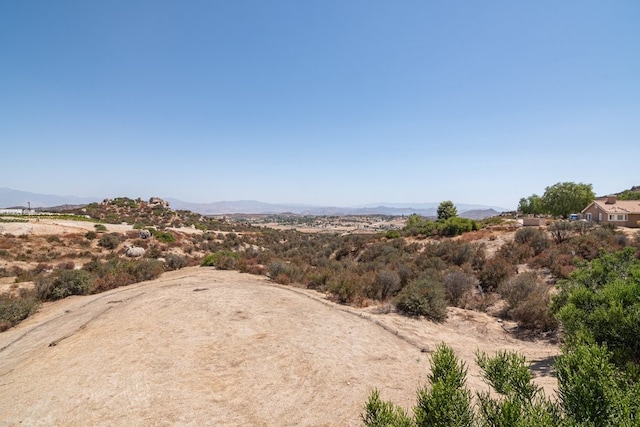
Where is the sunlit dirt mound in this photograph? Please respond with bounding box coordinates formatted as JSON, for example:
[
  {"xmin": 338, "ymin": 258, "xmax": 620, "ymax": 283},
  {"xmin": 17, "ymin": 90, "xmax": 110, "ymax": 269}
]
[{"xmin": 0, "ymin": 268, "xmax": 558, "ymax": 426}]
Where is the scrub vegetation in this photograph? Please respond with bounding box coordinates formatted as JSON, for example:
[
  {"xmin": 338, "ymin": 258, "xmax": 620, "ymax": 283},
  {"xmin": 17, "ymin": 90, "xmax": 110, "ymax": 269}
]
[{"xmin": 1, "ymin": 188, "xmax": 639, "ymax": 424}]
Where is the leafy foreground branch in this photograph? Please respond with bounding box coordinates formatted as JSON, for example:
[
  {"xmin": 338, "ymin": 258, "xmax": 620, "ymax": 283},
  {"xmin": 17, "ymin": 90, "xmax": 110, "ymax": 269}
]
[{"xmin": 362, "ymin": 342, "xmax": 640, "ymax": 427}]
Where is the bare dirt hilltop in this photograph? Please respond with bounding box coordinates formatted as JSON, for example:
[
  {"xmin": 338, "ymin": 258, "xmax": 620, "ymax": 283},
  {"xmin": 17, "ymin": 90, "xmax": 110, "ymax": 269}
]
[{"xmin": 0, "ymin": 268, "xmax": 559, "ymax": 426}]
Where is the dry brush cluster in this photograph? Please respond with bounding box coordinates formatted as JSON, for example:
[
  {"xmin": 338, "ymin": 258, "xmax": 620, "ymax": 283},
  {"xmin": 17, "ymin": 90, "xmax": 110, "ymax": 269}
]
[{"xmin": 2, "ymin": 206, "xmax": 639, "ymax": 337}]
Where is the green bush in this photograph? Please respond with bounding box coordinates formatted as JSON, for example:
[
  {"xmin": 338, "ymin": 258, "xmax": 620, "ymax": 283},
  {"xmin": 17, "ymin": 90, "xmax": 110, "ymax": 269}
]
[
  {"xmin": 475, "ymin": 349, "xmax": 559, "ymax": 426},
  {"xmin": 306, "ymin": 269, "xmax": 332, "ymax": 291},
  {"xmin": 98, "ymin": 233, "xmax": 121, "ymax": 250},
  {"xmin": 150, "ymin": 228, "xmax": 175, "ymax": 244},
  {"xmin": 87, "ymin": 258, "xmax": 164, "ymax": 293},
  {"xmin": 364, "ymin": 341, "xmax": 640, "ymax": 426},
  {"xmin": 363, "ymin": 344, "xmax": 558, "ymax": 427},
  {"xmin": 0, "ymin": 290, "xmax": 40, "ymax": 331},
  {"xmin": 385, "ymin": 230, "xmax": 401, "ymax": 239},
  {"xmin": 201, "ymin": 251, "xmax": 240, "ymax": 269},
  {"xmin": 555, "ymin": 342, "xmax": 640, "ymax": 425},
  {"xmin": 394, "ymin": 276, "xmax": 447, "ymax": 321},
  {"xmin": 414, "ymin": 343, "xmax": 474, "ymax": 427},
  {"xmin": 362, "ymin": 389, "xmax": 414, "ymax": 427},
  {"xmin": 438, "ymin": 217, "xmax": 477, "ymax": 237},
  {"xmin": 437, "ymin": 200, "xmax": 458, "ymax": 221},
  {"xmin": 552, "ymin": 247, "xmax": 640, "ymax": 368},
  {"xmin": 35, "ymin": 268, "xmax": 94, "ymax": 300}
]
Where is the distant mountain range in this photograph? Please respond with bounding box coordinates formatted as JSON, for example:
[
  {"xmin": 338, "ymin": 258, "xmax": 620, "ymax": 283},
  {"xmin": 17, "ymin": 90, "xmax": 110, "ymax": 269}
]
[
  {"xmin": 0, "ymin": 187, "xmax": 506, "ymax": 219},
  {"xmin": 165, "ymin": 199, "xmax": 504, "ymax": 219},
  {"xmin": 0, "ymin": 187, "xmax": 100, "ymax": 209}
]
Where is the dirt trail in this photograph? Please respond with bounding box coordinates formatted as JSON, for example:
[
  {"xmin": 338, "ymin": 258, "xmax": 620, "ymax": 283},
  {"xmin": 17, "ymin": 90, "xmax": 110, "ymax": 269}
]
[{"xmin": 0, "ymin": 268, "xmax": 559, "ymax": 426}]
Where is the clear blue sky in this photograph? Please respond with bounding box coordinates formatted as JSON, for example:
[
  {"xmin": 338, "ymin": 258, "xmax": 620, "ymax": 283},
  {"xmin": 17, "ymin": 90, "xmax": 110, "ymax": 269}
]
[{"xmin": 1, "ymin": 1, "xmax": 638, "ymax": 209}]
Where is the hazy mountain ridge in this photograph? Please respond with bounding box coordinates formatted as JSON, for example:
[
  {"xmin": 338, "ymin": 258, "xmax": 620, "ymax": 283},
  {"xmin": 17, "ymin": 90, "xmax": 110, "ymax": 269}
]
[
  {"xmin": 0, "ymin": 187, "xmax": 100, "ymax": 208},
  {"xmin": 1, "ymin": 188, "xmax": 504, "ymax": 218}
]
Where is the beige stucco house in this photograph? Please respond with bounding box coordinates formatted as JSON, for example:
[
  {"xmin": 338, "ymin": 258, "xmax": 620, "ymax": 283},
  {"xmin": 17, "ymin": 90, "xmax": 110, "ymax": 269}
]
[{"xmin": 581, "ymin": 195, "xmax": 640, "ymax": 228}]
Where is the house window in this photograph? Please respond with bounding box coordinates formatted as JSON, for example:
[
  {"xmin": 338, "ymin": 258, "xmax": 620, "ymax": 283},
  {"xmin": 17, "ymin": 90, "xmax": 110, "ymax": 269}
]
[
  {"xmin": 585, "ymin": 213, "xmax": 592, "ymax": 221},
  {"xmin": 608, "ymin": 214, "xmax": 627, "ymax": 221}
]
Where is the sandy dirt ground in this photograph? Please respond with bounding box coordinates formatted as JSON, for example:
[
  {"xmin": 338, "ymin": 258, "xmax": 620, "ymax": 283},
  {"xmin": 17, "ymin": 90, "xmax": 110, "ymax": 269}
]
[
  {"xmin": 0, "ymin": 267, "xmax": 559, "ymax": 427},
  {"xmin": 0, "ymin": 218, "xmax": 134, "ymax": 236},
  {"xmin": 0, "ymin": 218, "xmax": 203, "ymax": 237}
]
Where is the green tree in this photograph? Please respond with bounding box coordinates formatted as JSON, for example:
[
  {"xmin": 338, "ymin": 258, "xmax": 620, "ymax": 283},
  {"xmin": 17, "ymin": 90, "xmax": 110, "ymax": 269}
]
[
  {"xmin": 541, "ymin": 182, "xmax": 595, "ymax": 218},
  {"xmin": 406, "ymin": 214, "xmax": 425, "ymax": 228},
  {"xmin": 618, "ymin": 187, "xmax": 640, "ymax": 200},
  {"xmin": 437, "ymin": 201, "xmax": 457, "ymax": 221},
  {"xmin": 518, "ymin": 194, "xmax": 544, "ymax": 215}
]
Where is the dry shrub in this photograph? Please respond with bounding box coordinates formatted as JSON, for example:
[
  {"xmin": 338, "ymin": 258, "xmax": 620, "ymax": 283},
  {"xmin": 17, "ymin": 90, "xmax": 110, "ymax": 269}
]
[
  {"xmin": 307, "ymin": 269, "xmax": 332, "ymax": 291},
  {"xmin": 499, "ymin": 273, "xmax": 539, "ymax": 309},
  {"xmin": 56, "ymin": 261, "xmax": 75, "ymax": 270},
  {"xmin": 327, "ymin": 270, "xmax": 362, "ymax": 304},
  {"xmin": 514, "ymin": 227, "xmax": 549, "ymax": 255},
  {"xmin": 0, "ymin": 236, "xmax": 19, "ymax": 250},
  {"xmin": 125, "ymin": 230, "xmax": 140, "ymax": 239},
  {"xmin": 273, "ymin": 273, "xmax": 291, "ymax": 285},
  {"xmin": 465, "ymin": 290, "xmax": 500, "ymax": 313},
  {"xmin": 14, "ymin": 267, "xmax": 38, "ymax": 283},
  {"xmin": 237, "ymin": 258, "xmax": 266, "ymax": 275},
  {"xmin": 442, "ymin": 268, "xmax": 476, "ymax": 308},
  {"xmin": 497, "ymin": 241, "xmax": 533, "ymax": 264},
  {"xmin": 129, "ymin": 259, "xmax": 165, "ymax": 281},
  {"xmin": 246, "ymin": 264, "xmax": 266, "ymax": 275},
  {"xmin": 550, "ymin": 254, "xmax": 576, "ymax": 279},
  {"xmin": 367, "ymin": 269, "xmax": 401, "ymax": 301},
  {"xmin": 498, "ymin": 273, "xmax": 556, "ymax": 331},
  {"xmin": 372, "ymin": 301, "xmax": 394, "ymax": 314},
  {"xmin": 478, "ymin": 255, "xmax": 516, "ymax": 291},
  {"xmin": 35, "ymin": 269, "xmax": 94, "ymax": 300},
  {"xmin": 0, "ymin": 289, "xmax": 40, "ymax": 332},
  {"xmin": 86, "ymin": 258, "xmax": 164, "ymax": 293},
  {"xmin": 165, "ymin": 254, "xmax": 187, "ymax": 270},
  {"xmin": 509, "ymin": 289, "xmax": 556, "ymax": 331},
  {"xmin": 93, "ymin": 269, "xmax": 133, "ymax": 293},
  {"xmin": 267, "ymin": 261, "xmax": 288, "ymax": 279},
  {"xmin": 98, "ymin": 233, "xmax": 121, "ymax": 250}
]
